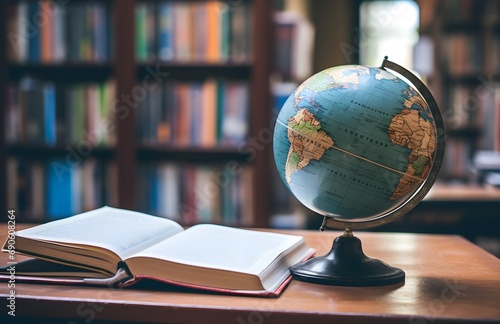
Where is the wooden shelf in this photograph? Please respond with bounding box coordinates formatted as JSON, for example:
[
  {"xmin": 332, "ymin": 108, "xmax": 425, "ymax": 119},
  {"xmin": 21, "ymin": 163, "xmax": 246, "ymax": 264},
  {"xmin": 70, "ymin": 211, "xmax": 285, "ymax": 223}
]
[
  {"xmin": 137, "ymin": 62, "xmax": 252, "ymax": 79},
  {"xmin": 445, "ymin": 127, "xmax": 482, "ymax": 137},
  {"xmin": 443, "ymin": 73, "xmax": 500, "ymax": 84},
  {"xmin": 136, "ymin": 145, "xmax": 251, "ymax": 163},
  {"xmin": 443, "ymin": 19, "xmax": 500, "ymax": 33},
  {"xmin": 8, "ymin": 63, "xmax": 113, "ymax": 81},
  {"xmin": 7, "ymin": 144, "xmax": 115, "ymax": 160},
  {"xmin": 443, "ymin": 20, "xmax": 483, "ymax": 32}
]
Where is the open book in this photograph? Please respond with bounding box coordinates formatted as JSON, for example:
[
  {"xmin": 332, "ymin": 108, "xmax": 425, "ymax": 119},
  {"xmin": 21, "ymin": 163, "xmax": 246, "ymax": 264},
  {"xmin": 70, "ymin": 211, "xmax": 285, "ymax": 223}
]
[{"xmin": 1, "ymin": 206, "xmax": 314, "ymax": 296}]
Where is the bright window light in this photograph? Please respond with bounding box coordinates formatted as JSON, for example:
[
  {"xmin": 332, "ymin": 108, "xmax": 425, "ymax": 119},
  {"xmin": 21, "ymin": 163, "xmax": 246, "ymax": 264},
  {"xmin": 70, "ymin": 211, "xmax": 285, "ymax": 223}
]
[{"xmin": 359, "ymin": 1, "xmax": 420, "ymax": 69}]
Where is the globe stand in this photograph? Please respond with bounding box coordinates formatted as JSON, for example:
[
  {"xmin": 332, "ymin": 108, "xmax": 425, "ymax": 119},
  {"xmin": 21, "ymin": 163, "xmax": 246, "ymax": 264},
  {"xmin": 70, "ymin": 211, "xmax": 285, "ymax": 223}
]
[{"xmin": 290, "ymin": 221, "xmax": 405, "ymax": 286}]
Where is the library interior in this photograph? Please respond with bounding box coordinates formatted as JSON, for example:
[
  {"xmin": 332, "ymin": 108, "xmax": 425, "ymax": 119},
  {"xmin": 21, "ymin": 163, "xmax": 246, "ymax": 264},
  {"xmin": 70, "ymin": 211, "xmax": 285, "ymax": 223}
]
[
  {"xmin": 2, "ymin": 0, "xmax": 498, "ymax": 257},
  {"xmin": 1, "ymin": 0, "xmax": 500, "ymax": 255},
  {"xmin": 1, "ymin": 0, "xmax": 500, "ymax": 323}
]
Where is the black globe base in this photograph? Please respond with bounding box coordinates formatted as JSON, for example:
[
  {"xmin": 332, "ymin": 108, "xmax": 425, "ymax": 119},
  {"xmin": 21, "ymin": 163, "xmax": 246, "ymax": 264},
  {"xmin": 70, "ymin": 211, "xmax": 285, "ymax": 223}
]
[{"xmin": 290, "ymin": 230, "xmax": 405, "ymax": 286}]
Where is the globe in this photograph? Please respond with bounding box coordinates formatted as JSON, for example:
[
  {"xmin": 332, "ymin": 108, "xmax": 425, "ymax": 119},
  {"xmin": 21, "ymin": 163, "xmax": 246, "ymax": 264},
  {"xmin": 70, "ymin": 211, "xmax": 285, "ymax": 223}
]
[
  {"xmin": 273, "ymin": 58, "xmax": 445, "ymax": 286},
  {"xmin": 273, "ymin": 58, "xmax": 445, "ymax": 230}
]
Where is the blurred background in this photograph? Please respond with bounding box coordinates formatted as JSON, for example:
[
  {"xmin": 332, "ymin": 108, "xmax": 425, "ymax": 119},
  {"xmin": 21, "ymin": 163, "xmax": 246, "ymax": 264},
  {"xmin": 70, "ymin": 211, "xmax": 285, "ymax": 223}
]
[{"xmin": 1, "ymin": 0, "xmax": 499, "ymax": 256}]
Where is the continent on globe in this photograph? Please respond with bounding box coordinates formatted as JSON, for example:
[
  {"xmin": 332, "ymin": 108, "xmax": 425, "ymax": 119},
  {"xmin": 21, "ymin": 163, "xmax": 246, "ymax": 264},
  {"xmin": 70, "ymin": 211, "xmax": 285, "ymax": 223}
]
[
  {"xmin": 387, "ymin": 101, "xmax": 436, "ymax": 200},
  {"xmin": 285, "ymin": 109, "xmax": 334, "ymax": 184},
  {"xmin": 293, "ymin": 66, "xmax": 369, "ymax": 108}
]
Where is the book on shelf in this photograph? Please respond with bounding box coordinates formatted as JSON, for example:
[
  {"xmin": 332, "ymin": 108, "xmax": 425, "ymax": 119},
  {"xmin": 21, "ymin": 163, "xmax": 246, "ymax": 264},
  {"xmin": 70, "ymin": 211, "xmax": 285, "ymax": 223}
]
[
  {"xmin": 273, "ymin": 11, "xmax": 314, "ymax": 82},
  {"xmin": 444, "ymin": 33, "xmax": 482, "ymax": 76},
  {"xmin": 7, "ymin": 158, "xmax": 117, "ymax": 221},
  {"xmin": 6, "ymin": 77, "xmax": 116, "ymax": 146},
  {"xmin": 1, "ymin": 206, "xmax": 314, "ymax": 297},
  {"xmin": 137, "ymin": 163, "xmax": 253, "ymax": 226},
  {"xmin": 446, "ymin": 82, "xmax": 500, "ymax": 152},
  {"xmin": 134, "ymin": 1, "xmax": 251, "ymax": 63},
  {"xmin": 136, "ymin": 79, "xmax": 248, "ymax": 147},
  {"xmin": 6, "ymin": 1, "xmax": 111, "ymax": 63},
  {"xmin": 135, "ymin": 2, "xmax": 156, "ymax": 62},
  {"xmin": 46, "ymin": 158, "xmax": 82, "ymax": 220},
  {"xmin": 443, "ymin": 137, "xmax": 472, "ymax": 179},
  {"xmin": 440, "ymin": 0, "xmax": 490, "ymax": 23},
  {"xmin": 447, "ymin": 84, "xmax": 485, "ymax": 130}
]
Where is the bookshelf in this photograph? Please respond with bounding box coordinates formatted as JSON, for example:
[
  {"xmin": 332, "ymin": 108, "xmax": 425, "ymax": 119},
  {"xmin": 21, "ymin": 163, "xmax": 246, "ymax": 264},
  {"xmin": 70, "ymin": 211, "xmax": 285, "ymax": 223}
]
[
  {"xmin": 417, "ymin": 0, "xmax": 500, "ymax": 182},
  {"xmin": 0, "ymin": 0, "xmax": 273, "ymax": 227}
]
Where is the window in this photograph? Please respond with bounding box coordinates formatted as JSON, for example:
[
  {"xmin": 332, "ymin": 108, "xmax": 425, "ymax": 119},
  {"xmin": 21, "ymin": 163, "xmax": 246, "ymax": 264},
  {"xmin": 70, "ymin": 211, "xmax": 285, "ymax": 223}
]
[{"xmin": 359, "ymin": 1, "xmax": 419, "ymax": 69}]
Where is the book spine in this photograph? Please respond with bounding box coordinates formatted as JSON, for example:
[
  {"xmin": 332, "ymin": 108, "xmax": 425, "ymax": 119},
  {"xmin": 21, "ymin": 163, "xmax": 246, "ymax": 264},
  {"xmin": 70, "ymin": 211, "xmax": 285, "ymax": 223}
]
[
  {"xmin": 190, "ymin": 83, "xmax": 202, "ymax": 145},
  {"xmin": 158, "ymin": 2, "xmax": 174, "ymax": 61},
  {"xmin": 206, "ymin": 2, "xmax": 220, "ymax": 62},
  {"xmin": 39, "ymin": 0, "xmax": 53, "ymax": 63},
  {"xmin": 174, "ymin": 3, "xmax": 191, "ymax": 61},
  {"xmin": 136, "ymin": 163, "xmax": 252, "ymax": 226},
  {"xmin": 43, "ymin": 83, "xmax": 56, "ymax": 146},
  {"xmin": 221, "ymin": 81, "xmax": 249, "ymax": 145},
  {"xmin": 201, "ymin": 79, "xmax": 217, "ymax": 147},
  {"xmin": 219, "ymin": 4, "xmax": 230, "ymax": 62},
  {"xmin": 6, "ymin": 85, "xmax": 20, "ymax": 143},
  {"xmin": 149, "ymin": 166, "xmax": 160, "ymax": 216},
  {"xmin": 163, "ymin": 164, "xmax": 180, "ymax": 221},
  {"xmin": 135, "ymin": 0, "xmax": 252, "ymax": 62},
  {"xmin": 5, "ymin": 4, "xmax": 21, "ymax": 62},
  {"xmin": 135, "ymin": 4, "xmax": 147, "ymax": 62},
  {"xmin": 27, "ymin": 2, "xmax": 40, "ymax": 62},
  {"xmin": 46, "ymin": 159, "xmax": 73, "ymax": 219},
  {"xmin": 93, "ymin": 3, "xmax": 107, "ymax": 62}
]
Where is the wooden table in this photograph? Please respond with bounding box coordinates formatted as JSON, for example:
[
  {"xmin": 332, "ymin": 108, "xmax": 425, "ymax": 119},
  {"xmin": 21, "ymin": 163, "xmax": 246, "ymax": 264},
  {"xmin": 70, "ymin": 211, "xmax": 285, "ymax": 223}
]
[
  {"xmin": 1, "ymin": 225, "xmax": 500, "ymax": 323},
  {"xmin": 424, "ymin": 183, "xmax": 500, "ymax": 201},
  {"xmin": 365, "ymin": 184, "xmax": 500, "ymax": 248}
]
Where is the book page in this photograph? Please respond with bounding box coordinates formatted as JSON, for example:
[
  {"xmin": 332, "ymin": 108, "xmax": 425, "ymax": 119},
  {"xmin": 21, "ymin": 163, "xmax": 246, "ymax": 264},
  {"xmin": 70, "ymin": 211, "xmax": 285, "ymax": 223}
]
[
  {"xmin": 129, "ymin": 224, "xmax": 304, "ymax": 275},
  {"xmin": 15, "ymin": 206, "xmax": 183, "ymax": 259}
]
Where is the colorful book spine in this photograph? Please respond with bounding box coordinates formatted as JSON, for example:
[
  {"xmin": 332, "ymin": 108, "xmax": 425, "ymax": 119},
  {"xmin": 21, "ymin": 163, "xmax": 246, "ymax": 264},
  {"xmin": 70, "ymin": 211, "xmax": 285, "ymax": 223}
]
[
  {"xmin": 136, "ymin": 79, "xmax": 249, "ymax": 147},
  {"xmin": 135, "ymin": 3, "xmax": 148, "ymax": 62},
  {"xmin": 158, "ymin": 2, "xmax": 174, "ymax": 61},
  {"xmin": 40, "ymin": 0, "xmax": 53, "ymax": 63},
  {"xmin": 27, "ymin": 2, "xmax": 40, "ymax": 62},
  {"xmin": 7, "ymin": 78, "xmax": 116, "ymax": 146},
  {"xmin": 43, "ymin": 84, "xmax": 56, "ymax": 146},
  {"xmin": 135, "ymin": 1, "xmax": 252, "ymax": 62},
  {"xmin": 136, "ymin": 163, "xmax": 251, "ymax": 225},
  {"xmin": 7, "ymin": 158, "xmax": 112, "ymax": 221},
  {"xmin": 46, "ymin": 159, "xmax": 74, "ymax": 220},
  {"xmin": 52, "ymin": 3, "xmax": 66, "ymax": 62},
  {"xmin": 8, "ymin": 1, "xmax": 110, "ymax": 63}
]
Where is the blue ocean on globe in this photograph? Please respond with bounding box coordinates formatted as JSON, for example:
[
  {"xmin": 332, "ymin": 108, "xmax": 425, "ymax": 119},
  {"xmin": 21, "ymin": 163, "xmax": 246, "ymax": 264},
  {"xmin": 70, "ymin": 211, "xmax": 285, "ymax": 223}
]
[{"xmin": 273, "ymin": 65, "xmax": 437, "ymax": 219}]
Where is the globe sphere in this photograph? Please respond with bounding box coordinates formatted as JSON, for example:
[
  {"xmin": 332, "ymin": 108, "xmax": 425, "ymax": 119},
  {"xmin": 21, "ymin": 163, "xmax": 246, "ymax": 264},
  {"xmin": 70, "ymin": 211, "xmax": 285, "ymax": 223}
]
[{"xmin": 273, "ymin": 65, "xmax": 440, "ymax": 222}]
